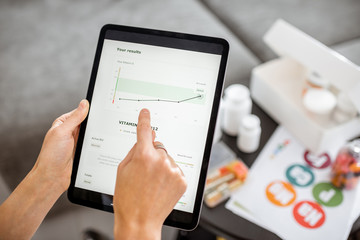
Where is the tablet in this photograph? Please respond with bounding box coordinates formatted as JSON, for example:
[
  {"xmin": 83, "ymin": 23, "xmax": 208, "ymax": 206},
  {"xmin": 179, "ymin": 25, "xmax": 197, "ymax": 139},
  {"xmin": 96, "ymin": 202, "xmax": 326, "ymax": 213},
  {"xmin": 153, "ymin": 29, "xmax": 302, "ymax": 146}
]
[{"xmin": 68, "ymin": 24, "xmax": 229, "ymax": 230}]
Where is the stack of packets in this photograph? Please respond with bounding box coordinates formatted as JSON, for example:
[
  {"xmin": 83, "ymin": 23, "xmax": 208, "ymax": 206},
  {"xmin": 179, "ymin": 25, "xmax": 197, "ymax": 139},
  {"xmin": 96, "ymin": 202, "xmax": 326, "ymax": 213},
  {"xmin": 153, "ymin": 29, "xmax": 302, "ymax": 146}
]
[
  {"xmin": 204, "ymin": 159, "xmax": 248, "ymax": 207},
  {"xmin": 204, "ymin": 141, "xmax": 249, "ymax": 208},
  {"xmin": 226, "ymin": 126, "xmax": 360, "ymax": 240}
]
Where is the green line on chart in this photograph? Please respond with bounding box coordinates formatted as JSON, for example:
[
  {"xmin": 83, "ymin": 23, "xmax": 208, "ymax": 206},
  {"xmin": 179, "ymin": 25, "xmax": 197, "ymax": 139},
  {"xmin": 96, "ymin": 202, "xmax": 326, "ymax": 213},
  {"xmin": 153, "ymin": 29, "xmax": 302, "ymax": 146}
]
[{"xmin": 112, "ymin": 67, "xmax": 121, "ymax": 104}]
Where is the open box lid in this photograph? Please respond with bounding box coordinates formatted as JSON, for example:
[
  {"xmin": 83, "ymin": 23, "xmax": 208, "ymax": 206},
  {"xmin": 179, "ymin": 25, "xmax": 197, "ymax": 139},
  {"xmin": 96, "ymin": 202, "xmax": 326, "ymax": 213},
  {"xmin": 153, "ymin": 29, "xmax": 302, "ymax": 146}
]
[{"xmin": 263, "ymin": 19, "xmax": 360, "ymax": 113}]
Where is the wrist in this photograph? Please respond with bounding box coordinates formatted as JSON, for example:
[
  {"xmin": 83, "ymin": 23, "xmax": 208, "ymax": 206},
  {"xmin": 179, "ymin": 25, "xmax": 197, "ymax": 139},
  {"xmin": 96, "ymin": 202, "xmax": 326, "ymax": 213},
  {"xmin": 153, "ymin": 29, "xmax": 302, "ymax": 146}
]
[
  {"xmin": 29, "ymin": 166, "xmax": 67, "ymax": 196},
  {"xmin": 114, "ymin": 216, "xmax": 162, "ymax": 240},
  {"xmin": 32, "ymin": 154, "xmax": 72, "ymax": 194}
]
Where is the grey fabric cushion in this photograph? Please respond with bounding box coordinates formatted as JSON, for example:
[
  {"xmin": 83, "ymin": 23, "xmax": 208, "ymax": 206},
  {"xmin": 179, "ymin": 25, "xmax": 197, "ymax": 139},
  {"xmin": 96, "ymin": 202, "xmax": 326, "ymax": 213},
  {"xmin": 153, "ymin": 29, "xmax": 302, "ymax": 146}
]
[
  {"xmin": 203, "ymin": 0, "xmax": 360, "ymax": 61},
  {"xmin": 333, "ymin": 39, "xmax": 360, "ymax": 66},
  {"xmin": 0, "ymin": 0, "xmax": 258, "ymax": 215}
]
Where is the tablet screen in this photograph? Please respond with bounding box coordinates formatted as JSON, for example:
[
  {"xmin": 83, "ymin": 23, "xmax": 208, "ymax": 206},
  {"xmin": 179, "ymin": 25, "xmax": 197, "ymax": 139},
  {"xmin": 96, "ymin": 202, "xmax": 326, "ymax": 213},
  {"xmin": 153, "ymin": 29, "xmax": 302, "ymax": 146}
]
[{"xmin": 69, "ymin": 26, "xmax": 228, "ymax": 229}]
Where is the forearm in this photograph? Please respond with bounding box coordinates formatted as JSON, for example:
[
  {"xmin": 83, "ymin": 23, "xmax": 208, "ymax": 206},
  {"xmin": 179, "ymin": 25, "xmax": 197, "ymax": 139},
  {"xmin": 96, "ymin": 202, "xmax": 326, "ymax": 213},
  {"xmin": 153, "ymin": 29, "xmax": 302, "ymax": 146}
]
[{"xmin": 0, "ymin": 168, "xmax": 64, "ymax": 239}]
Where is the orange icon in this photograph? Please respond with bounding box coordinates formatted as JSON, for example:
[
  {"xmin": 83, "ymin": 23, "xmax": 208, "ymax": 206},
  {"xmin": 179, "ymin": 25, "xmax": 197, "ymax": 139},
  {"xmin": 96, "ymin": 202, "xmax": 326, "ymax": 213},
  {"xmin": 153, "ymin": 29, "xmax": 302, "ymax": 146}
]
[{"xmin": 266, "ymin": 180, "xmax": 296, "ymax": 207}]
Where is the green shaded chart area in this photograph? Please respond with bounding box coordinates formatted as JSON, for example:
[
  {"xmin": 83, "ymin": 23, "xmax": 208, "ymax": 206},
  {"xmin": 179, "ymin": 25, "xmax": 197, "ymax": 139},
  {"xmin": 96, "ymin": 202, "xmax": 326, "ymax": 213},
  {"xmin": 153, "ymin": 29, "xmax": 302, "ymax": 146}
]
[{"xmin": 116, "ymin": 77, "xmax": 205, "ymax": 104}]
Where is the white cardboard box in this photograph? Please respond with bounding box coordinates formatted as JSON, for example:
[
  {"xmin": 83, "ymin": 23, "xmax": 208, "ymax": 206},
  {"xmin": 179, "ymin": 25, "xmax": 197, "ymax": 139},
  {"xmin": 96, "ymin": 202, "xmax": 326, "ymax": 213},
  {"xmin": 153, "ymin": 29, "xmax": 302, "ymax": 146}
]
[{"xmin": 250, "ymin": 19, "xmax": 360, "ymax": 153}]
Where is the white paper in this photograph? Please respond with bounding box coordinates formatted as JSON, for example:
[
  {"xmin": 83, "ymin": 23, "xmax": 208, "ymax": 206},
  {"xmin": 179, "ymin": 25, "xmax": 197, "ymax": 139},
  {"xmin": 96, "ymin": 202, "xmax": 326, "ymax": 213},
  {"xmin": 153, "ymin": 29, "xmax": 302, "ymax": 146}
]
[{"xmin": 226, "ymin": 126, "xmax": 360, "ymax": 240}]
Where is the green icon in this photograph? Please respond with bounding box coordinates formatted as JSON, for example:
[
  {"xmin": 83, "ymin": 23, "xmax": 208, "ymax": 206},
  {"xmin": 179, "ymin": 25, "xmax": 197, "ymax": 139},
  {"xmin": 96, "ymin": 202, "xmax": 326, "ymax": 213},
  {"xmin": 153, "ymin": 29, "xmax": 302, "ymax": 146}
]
[
  {"xmin": 286, "ymin": 164, "xmax": 314, "ymax": 187},
  {"xmin": 313, "ymin": 182, "xmax": 343, "ymax": 207}
]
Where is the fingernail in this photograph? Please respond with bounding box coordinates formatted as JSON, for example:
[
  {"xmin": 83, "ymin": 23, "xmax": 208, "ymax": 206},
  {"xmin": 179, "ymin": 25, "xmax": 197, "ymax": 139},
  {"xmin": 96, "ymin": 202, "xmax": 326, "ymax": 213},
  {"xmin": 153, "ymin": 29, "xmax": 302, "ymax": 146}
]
[
  {"xmin": 141, "ymin": 108, "xmax": 150, "ymax": 114},
  {"xmin": 79, "ymin": 99, "xmax": 87, "ymax": 110}
]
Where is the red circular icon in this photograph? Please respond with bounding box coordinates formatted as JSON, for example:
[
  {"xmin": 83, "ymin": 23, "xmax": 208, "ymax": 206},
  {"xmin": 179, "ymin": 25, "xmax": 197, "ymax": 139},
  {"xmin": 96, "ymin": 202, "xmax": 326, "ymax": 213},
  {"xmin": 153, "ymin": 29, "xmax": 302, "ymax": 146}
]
[
  {"xmin": 304, "ymin": 151, "xmax": 331, "ymax": 169},
  {"xmin": 293, "ymin": 200, "xmax": 326, "ymax": 229}
]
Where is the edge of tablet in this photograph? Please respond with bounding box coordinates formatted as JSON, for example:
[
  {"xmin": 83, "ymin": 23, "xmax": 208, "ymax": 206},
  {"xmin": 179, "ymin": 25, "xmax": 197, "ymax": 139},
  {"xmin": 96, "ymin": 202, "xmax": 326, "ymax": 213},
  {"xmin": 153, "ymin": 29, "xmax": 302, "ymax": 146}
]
[{"xmin": 68, "ymin": 24, "xmax": 229, "ymax": 231}]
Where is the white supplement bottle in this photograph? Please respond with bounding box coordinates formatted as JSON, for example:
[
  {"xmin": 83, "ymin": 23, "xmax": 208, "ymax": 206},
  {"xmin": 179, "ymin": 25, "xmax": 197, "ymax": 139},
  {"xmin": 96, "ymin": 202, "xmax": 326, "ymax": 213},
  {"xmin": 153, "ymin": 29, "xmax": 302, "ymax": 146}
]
[
  {"xmin": 222, "ymin": 84, "xmax": 252, "ymax": 136},
  {"xmin": 333, "ymin": 92, "xmax": 358, "ymax": 123},
  {"xmin": 237, "ymin": 114, "xmax": 261, "ymax": 153}
]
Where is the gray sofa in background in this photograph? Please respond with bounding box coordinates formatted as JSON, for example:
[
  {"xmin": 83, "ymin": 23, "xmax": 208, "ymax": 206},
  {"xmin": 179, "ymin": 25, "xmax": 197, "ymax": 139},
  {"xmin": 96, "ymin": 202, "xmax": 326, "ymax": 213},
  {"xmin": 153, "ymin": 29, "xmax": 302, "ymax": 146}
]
[{"xmin": 1, "ymin": 0, "xmax": 360, "ymax": 218}]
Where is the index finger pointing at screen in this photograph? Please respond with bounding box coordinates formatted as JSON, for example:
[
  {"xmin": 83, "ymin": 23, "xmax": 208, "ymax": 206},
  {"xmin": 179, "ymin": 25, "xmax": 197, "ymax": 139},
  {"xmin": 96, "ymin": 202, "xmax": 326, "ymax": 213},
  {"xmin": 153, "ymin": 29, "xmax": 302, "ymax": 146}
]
[{"xmin": 137, "ymin": 109, "xmax": 153, "ymax": 146}]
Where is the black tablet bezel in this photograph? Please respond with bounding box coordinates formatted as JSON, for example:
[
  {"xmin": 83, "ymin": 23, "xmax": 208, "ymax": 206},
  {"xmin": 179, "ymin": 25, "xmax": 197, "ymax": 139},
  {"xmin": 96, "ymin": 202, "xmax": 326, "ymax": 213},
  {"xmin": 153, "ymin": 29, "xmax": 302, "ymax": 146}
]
[{"xmin": 68, "ymin": 24, "xmax": 229, "ymax": 230}]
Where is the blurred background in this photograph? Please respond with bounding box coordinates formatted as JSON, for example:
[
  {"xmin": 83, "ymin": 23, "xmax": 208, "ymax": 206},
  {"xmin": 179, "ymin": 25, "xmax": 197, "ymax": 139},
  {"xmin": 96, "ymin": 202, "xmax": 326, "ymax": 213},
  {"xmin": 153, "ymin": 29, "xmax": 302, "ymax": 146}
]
[{"xmin": 0, "ymin": 0, "xmax": 359, "ymax": 239}]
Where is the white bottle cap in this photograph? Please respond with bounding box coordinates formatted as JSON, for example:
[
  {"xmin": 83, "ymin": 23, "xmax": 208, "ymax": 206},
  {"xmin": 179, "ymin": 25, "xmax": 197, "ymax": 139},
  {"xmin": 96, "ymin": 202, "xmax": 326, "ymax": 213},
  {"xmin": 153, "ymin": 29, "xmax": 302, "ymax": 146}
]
[
  {"xmin": 333, "ymin": 92, "xmax": 358, "ymax": 123},
  {"xmin": 307, "ymin": 71, "xmax": 329, "ymax": 88},
  {"xmin": 242, "ymin": 114, "xmax": 260, "ymax": 131},
  {"xmin": 336, "ymin": 92, "xmax": 357, "ymax": 114},
  {"xmin": 224, "ymin": 84, "xmax": 250, "ymax": 104},
  {"xmin": 303, "ymin": 89, "xmax": 336, "ymax": 115}
]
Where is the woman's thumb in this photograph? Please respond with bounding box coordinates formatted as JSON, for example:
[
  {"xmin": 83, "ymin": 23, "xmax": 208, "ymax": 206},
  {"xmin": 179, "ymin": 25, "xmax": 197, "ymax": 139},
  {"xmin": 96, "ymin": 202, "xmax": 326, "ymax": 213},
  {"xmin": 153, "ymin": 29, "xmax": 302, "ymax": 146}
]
[{"xmin": 63, "ymin": 99, "xmax": 89, "ymax": 131}]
